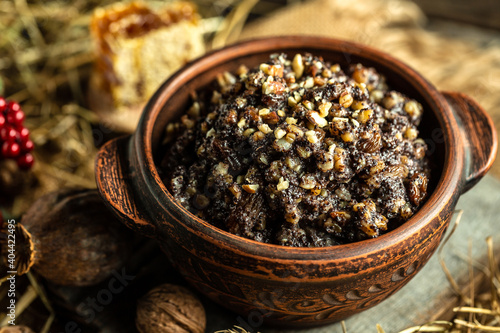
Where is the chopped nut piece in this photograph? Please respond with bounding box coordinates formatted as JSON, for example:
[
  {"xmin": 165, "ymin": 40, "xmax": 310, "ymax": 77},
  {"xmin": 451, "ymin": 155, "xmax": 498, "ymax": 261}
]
[
  {"xmin": 331, "ymin": 64, "xmax": 341, "ymax": 72},
  {"xmin": 404, "ymin": 128, "xmax": 418, "ymax": 140},
  {"xmin": 243, "ymin": 128, "xmax": 256, "ymax": 137},
  {"xmin": 274, "ymin": 128, "xmax": 287, "ymax": 139},
  {"xmin": 258, "ymin": 124, "xmax": 272, "ymax": 134},
  {"xmin": 236, "ymin": 64, "xmax": 249, "ymax": 76},
  {"xmin": 270, "ymin": 65, "xmax": 284, "ymax": 77},
  {"xmin": 322, "ymin": 68, "xmax": 332, "ymax": 78},
  {"xmin": 351, "ymin": 100, "xmax": 369, "ymax": 111},
  {"xmin": 214, "ymin": 162, "xmax": 229, "ymax": 175},
  {"xmin": 314, "ymin": 76, "xmax": 326, "ymax": 86},
  {"xmin": 286, "ymin": 117, "xmax": 297, "ymax": 125},
  {"xmin": 305, "ymin": 130, "xmax": 319, "ymax": 143},
  {"xmin": 262, "ymin": 81, "xmax": 275, "ymax": 94},
  {"xmin": 206, "ymin": 128, "xmax": 216, "ymax": 137},
  {"xmin": 307, "ymin": 111, "xmax": 328, "ymax": 128},
  {"xmin": 328, "ymin": 143, "xmax": 336, "ymax": 154},
  {"xmin": 341, "ymin": 132, "xmax": 355, "ymax": 142},
  {"xmin": 369, "ymin": 89, "xmax": 384, "ymax": 103},
  {"xmin": 303, "ymin": 77, "xmax": 314, "ymax": 89},
  {"xmin": 242, "ymin": 184, "xmax": 259, "ymax": 193},
  {"xmin": 285, "ymin": 132, "xmax": 296, "ymax": 143},
  {"xmin": 317, "ymin": 153, "xmax": 334, "ymax": 171},
  {"xmin": 181, "ymin": 115, "xmax": 195, "ymax": 129},
  {"xmin": 302, "ymin": 100, "xmax": 314, "ymax": 110},
  {"xmin": 300, "ymin": 174, "xmax": 316, "ymax": 189},
  {"xmin": 273, "ymin": 138, "xmax": 293, "ymax": 151},
  {"xmin": 258, "ymin": 108, "xmax": 270, "ymax": 116},
  {"xmin": 285, "ymin": 156, "xmax": 301, "ymax": 172},
  {"xmin": 318, "ymin": 102, "xmax": 332, "ymax": 117},
  {"xmin": 352, "ymin": 65, "xmax": 368, "ymax": 83},
  {"xmin": 357, "ymin": 109, "xmax": 373, "ymax": 124},
  {"xmin": 370, "ymin": 160, "xmax": 386, "ymax": 174},
  {"xmin": 297, "ymin": 146, "xmax": 312, "ymax": 158},
  {"xmin": 252, "ymin": 131, "xmax": 265, "ymax": 141},
  {"xmin": 187, "ymin": 102, "xmax": 200, "ymax": 117},
  {"xmin": 258, "ymin": 154, "xmax": 269, "ymax": 165},
  {"xmin": 228, "ymin": 184, "xmax": 242, "ymax": 199},
  {"xmin": 207, "ymin": 111, "xmax": 217, "ymax": 120},
  {"xmin": 237, "ymin": 117, "xmax": 246, "ymax": 129},
  {"xmin": 404, "ymin": 101, "xmax": 422, "ymax": 118},
  {"xmin": 223, "ymin": 71, "xmax": 236, "ymax": 86},
  {"xmin": 259, "ymin": 63, "xmax": 271, "ymax": 75},
  {"xmin": 211, "ymin": 91, "xmax": 221, "ymax": 104},
  {"xmin": 383, "ymin": 92, "xmax": 404, "ymax": 109},
  {"xmin": 288, "ymin": 124, "xmax": 304, "ymax": 137},
  {"xmin": 277, "ymin": 177, "xmax": 289, "ymax": 191},
  {"xmin": 285, "ymin": 206, "xmax": 300, "ymax": 224},
  {"xmin": 292, "ymin": 53, "xmax": 304, "ymax": 79},
  {"xmin": 339, "ymin": 92, "xmax": 353, "ymax": 108}
]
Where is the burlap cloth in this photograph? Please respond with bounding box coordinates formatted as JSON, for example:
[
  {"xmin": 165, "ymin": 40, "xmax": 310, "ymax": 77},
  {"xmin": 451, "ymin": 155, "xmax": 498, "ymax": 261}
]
[{"xmin": 236, "ymin": 0, "xmax": 500, "ymax": 177}]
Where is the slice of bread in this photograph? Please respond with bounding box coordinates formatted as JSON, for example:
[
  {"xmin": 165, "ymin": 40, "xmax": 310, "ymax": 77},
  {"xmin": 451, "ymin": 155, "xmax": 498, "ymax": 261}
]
[{"xmin": 89, "ymin": 1, "xmax": 205, "ymax": 132}]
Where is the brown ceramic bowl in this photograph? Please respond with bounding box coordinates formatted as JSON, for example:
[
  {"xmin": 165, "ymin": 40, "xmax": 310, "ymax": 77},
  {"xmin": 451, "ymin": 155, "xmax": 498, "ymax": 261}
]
[{"xmin": 95, "ymin": 36, "xmax": 497, "ymax": 327}]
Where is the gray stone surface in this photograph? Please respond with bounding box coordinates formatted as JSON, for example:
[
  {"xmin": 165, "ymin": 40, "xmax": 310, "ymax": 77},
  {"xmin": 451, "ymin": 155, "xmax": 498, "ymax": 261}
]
[{"xmin": 207, "ymin": 175, "xmax": 500, "ymax": 333}]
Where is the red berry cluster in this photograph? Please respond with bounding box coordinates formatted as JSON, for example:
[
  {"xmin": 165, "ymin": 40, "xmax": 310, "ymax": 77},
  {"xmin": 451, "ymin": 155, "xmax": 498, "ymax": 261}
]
[{"xmin": 0, "ymin": 98, "xmax": 34, "ymax": 170}]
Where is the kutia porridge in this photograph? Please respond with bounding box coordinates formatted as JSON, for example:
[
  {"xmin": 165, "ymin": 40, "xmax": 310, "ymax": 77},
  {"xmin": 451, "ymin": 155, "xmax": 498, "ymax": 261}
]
[{"xmin": 159, "ymin": 53, "xmax": 430, "ymax": 247}]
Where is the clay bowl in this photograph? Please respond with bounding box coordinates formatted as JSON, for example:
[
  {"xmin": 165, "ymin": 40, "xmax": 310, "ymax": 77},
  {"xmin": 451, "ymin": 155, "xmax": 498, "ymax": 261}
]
[{"xmin": 95, "ymin": 36, "xmax": 497, "ymax": 327}]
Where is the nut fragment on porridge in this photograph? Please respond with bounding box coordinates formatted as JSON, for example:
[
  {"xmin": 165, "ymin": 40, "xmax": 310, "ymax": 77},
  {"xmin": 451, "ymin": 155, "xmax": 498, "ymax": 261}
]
[{"xmin": 159, "ymin": 53, "xmax": 430, "ymax": 247}]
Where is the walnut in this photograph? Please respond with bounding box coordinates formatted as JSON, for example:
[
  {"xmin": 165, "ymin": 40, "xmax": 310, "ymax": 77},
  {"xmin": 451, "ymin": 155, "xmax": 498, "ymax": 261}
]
[
  {"xmin": 136, "ymin": 284, "xmax": 206, "ymax": 333},
  {"xmin": 3, "ymin": 188, "xmax": 132, "ymax": 286}
]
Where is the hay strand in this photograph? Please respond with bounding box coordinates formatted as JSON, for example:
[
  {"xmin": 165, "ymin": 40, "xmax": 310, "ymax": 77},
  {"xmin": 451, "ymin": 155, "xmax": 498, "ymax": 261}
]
[{"xmin": 438, "ymin": 210, "xmax": 470, "ymax": 304}]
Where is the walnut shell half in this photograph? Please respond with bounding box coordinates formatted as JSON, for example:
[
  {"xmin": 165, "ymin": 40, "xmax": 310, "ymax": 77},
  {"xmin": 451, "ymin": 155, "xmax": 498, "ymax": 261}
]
[{"xmin": 136, "ymin": 283, "xmax": 206, "ymax": 333}]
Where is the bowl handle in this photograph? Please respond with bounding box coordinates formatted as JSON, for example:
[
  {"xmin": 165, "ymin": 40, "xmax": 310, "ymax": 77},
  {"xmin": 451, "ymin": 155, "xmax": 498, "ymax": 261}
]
[
  {"xmin": 442, "ymin": 91, "xmax": 498, "ymax": 193},
  {"xmin": 95, "ymin": 136, "xmax": 156, "ymax": 237}
]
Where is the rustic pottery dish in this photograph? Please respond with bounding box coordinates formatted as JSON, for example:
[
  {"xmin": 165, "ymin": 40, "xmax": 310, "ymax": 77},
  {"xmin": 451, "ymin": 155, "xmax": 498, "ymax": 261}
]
[{"xmin": 95, "ymin": 36, "xmax": 497, "ymax": 327}]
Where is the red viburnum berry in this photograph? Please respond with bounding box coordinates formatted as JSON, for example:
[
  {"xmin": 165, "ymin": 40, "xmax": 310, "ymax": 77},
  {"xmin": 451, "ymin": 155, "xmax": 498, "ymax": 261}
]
[
  {"xmin": 21, "ymin": 140, "xmax": 34, "ymax": 152},
  {"xmin": 0, "ymin": 97, "xmax": 6, "ymax": 112},
  {"xmin": 7, "ymin": 101, "xmax": 20, "ymax": 112},
  {"xmin": 0, "ymin": 127, "xmax": 17, "ymax": 142},
  {"xmin": 2, "ymin": 141, "xmax": 20, "ymax": 158},
  {"xmin": 18, "ymin": 127, "xmax": 30, "ymax": 142},
  {"xmin": 17, "ymin": 153, "xmax": 34, "ymax": 170},
  {"xmin": 0, "ymin": 98, "xmax": 35, "ymax": 169},
  {"xmin": 7, "ymin": 109, "xmax": 25, "ymax": 127}
]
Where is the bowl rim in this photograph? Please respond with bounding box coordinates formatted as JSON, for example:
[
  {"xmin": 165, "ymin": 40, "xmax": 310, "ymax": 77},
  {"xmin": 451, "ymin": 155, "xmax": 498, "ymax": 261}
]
[{"xmin": 135, "ymin": 36, "xmax": 463, "ymax": 261}]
